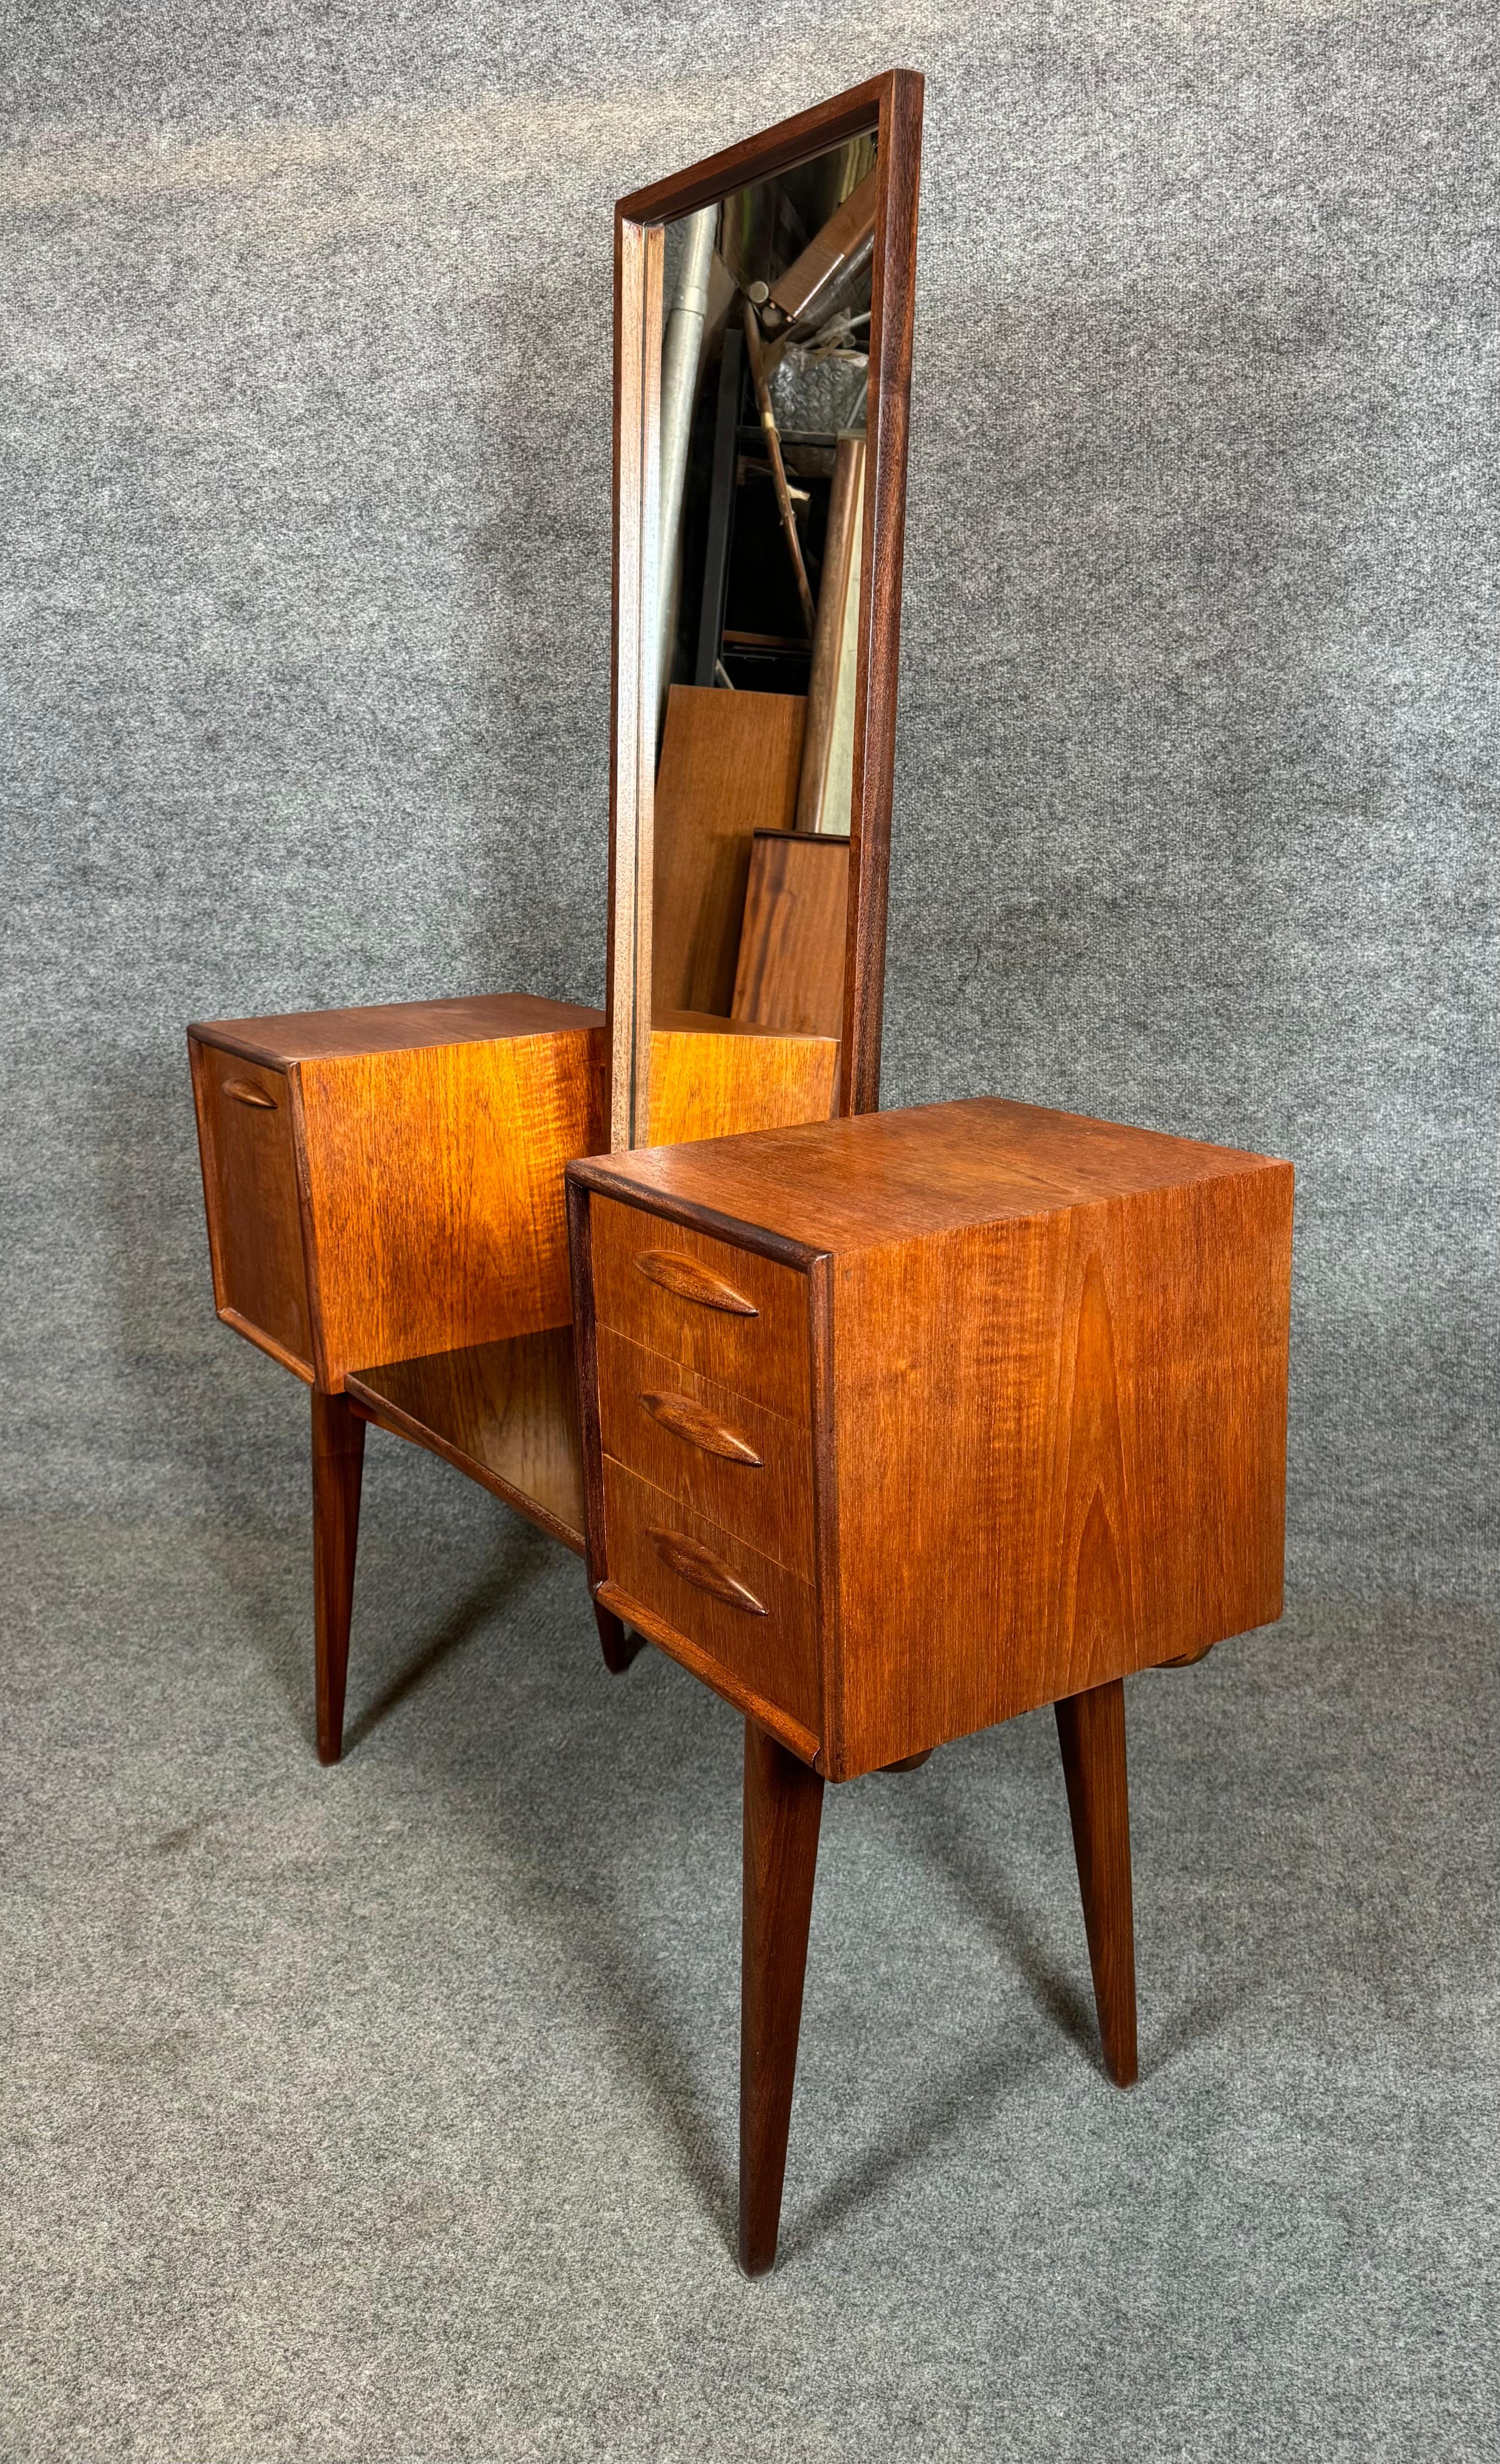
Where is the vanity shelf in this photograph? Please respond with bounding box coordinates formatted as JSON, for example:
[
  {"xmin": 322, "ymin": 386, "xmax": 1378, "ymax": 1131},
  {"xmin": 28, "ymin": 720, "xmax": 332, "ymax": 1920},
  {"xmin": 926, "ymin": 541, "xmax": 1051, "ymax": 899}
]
[{"xmin": 345, "ymin": 1330, "xmax": 587, "ymax": 1555}]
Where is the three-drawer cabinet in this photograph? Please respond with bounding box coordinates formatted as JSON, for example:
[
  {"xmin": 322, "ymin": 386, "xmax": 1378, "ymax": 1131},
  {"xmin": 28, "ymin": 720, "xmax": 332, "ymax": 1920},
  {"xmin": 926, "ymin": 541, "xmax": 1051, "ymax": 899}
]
[
  {"xmin": 567, "ymin": 1095, "xmax": 1294, "ymax": 2272},
  {"xmin": 569, "ymin": 1096, "xmax": 1294, "ymax": 1783},
  {"xmin": 566, "ymin": 1099, "xmax": 1290, "ymax": 2266}
]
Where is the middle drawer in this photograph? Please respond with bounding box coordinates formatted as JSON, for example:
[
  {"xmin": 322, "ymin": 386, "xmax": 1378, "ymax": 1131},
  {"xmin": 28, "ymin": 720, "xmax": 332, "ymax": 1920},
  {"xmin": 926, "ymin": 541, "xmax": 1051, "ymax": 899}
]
[{"xmin": 597, "ymin": 1326, "xmax": 815, "ymax": 1580}]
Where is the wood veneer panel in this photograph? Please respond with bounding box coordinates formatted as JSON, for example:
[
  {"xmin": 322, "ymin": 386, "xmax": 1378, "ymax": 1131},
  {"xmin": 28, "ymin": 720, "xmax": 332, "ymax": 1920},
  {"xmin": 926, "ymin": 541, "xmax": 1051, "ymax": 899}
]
[
  {"xmin": 597, "ymin": 1326, "xmax": 815, "ymax": 1578},
  {"xmin": 190, "ymin": 1042, "xmax": 313, "ymax": 1373},
  {"xmin": 603, "ymin": 1457, "xmax": 821, "ymax": 1735},
  {"xmin": 646, "ymin": 1014, "xmax": 837, "ymax": 1147},
  {"xmin": 590, "ymin": 1196, "xmax": 813, "ymax": 1420},
  {"xmin": 572, "ymin": 1095, "xmax": 1286, "ymax": 1257},
  {"xmin": 190, "ymin": 992, "xmax": 604, "ymax": 1068},
  {"xmin": 296, "ymin": 1026, "xmax": 605, "ymax": 1386},
  {"xmin": 651, "ymin": 686, "xmax": 807, "ymax": 1022},
  {"xmin": 731, "ymin": 833, "xmax": 849, "ymax": 1040},
  {"xmin": 346, "ymin": 1327, "xmax": 586, "ymax": 1552},
  {"xmin": 827, "ymin": 1167, "xmax": 1292, "ymax": 1774}
]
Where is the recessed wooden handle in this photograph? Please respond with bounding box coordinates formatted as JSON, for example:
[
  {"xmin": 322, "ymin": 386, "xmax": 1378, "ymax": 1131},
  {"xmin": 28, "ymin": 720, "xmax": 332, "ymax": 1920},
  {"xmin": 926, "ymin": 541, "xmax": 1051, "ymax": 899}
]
[
  {"xmin": 223, "ymin": 1077, "xmax": 278, "ymax": 1110},
  {"xmin": 638, "ymin": 1391, "xmax": 763, "ymax": 1467},
  {"xmin": 648, "ymin": 1526, "xmax": 767, "ymax": 1615},
  {"xmin": 634, "ymin": 1250, "xmax": 758, "ymax": 1316}
]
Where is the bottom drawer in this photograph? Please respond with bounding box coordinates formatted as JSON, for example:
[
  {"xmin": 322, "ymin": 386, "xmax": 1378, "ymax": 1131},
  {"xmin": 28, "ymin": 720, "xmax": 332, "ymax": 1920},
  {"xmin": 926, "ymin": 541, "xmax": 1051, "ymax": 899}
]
[{"xmin": 603, "ymin": 1456, "xmax": 821, "ymax": 1738}]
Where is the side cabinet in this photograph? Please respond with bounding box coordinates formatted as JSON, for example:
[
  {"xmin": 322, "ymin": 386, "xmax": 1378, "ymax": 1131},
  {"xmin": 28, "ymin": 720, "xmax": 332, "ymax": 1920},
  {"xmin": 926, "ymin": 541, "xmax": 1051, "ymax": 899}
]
[{"xmin": 188, "ymin": 994, "xmax": 608, "ymax": 1391}]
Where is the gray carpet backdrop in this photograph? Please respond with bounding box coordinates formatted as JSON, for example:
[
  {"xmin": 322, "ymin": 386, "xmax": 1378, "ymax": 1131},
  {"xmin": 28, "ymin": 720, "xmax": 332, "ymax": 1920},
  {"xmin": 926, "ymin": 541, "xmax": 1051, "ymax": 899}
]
[
  {"xmin": 3, "ymin": 6, "xmax": 1498, "ymax": 2461},
  {"xmin": 3, "ymin": 0, "xmax": 1495, "ymax": 1584}
]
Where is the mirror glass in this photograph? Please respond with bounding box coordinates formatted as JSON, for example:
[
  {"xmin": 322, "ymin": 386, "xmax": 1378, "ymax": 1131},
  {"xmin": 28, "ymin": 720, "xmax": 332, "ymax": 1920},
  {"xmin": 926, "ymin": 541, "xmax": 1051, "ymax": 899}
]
[{"xmin": 647, "ymin": 131, "xmax": 877, "ymax": 1128}]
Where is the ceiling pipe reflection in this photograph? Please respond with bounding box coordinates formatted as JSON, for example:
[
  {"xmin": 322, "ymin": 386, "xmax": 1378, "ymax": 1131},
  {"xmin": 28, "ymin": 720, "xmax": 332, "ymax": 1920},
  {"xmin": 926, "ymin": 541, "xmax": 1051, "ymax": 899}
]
[{"xmin": 657, "ymin": 204, "xmax": 718, "ymax": 722}]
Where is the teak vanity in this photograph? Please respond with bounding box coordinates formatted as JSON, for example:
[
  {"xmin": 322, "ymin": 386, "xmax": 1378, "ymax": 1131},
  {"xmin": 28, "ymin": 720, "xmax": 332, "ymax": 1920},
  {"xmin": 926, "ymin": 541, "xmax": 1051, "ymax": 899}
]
[{"xmin": 188, "ymin": 71, "xmax": 1294, "ymax": 2275}]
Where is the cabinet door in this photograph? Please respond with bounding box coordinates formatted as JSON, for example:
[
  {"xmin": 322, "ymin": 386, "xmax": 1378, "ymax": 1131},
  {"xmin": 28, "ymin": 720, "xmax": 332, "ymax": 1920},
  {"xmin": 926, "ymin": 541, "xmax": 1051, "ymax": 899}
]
[{"xmin": 191, "ymin": 1041, "xmax": 313, "ymax": 1377}]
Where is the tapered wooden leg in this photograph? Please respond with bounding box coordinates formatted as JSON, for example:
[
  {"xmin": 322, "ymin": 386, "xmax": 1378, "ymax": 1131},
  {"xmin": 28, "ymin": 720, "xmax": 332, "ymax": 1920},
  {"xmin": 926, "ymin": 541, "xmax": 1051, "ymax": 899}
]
[
  {"xmin": 739, "ymin": 1719, "xmax": 824, "ymax": 2276},
  {"xmin": 312, "ymin": 1389, "xmax": 365, "ymax": 1766},
  {"xmin": 594, "ymin": 1600, "xmax": 644, "ymax": 1674},
  {"xmin": 1054, "ymin": 1677, "xmax": 1138, "ymax": 2087}
]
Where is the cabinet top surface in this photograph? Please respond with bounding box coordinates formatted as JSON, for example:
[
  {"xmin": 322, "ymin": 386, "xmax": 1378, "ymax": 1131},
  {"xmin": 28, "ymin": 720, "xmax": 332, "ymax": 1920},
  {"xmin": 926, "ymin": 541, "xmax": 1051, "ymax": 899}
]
[
  {"xmin": 188, "ymin": 992, "xmax": 605, "ymax": 1065},
  {"xmin": 577, "ymin": 1096, "xmax": 1291, "ymax": 1255}
]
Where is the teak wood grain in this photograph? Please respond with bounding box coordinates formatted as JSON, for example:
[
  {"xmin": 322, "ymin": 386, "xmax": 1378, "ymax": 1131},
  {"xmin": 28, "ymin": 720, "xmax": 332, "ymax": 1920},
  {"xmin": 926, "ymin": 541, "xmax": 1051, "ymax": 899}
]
[
  {"xmin": 638, "ymin": 1388, "xmax": 764, "ymax": 1466},
  {"xmin": 345, "ymin": 1327, "xmax": 587, "ymax": 1553},
  {"xmin": 574, "ymin": 1090, "xmax": 1287, "ymax": 1252},
  {"xmin": 569, "ymin": 1094, "xmax": 1294, "ymax": 1780},
  {"xmin": 189, "ymin": 996, "xmax": 607, "ymax": 1393},
  {"xmin": 190, "ymin": 994, "xmax": 607, "ymax": 1768},
  {"xmin": 631, "ymin": 1247, "xmax": 760, "ymax": 1314},
  {"xmin": 603, "ymin": 1457, "xmax": 821, "ymax": 1738},
  {"xmin": 589, "ymin": 1195, "xmax": 815, "ymax": 1420},
  {"xmin": 651, "ymin": 686, "xmax": 806, "ymax": 1022},
  {"xmin": 646, "ymin": 1013, "xmax": 837, "ymax": 1148},
  {"xmin": 189, "ymin": 992, "xmax": 604, "ymax": 1067},
  {"xmin": 296, "ymin": 1030, "xmax": 603, "ymax": 1385},
  {"xmin": 596, "ymin": 1325, "xmax": 816, "ymax": 1577},
  {"xmin": 731, "ymin": 832, "xmax": 850, "ymax": 1041}
]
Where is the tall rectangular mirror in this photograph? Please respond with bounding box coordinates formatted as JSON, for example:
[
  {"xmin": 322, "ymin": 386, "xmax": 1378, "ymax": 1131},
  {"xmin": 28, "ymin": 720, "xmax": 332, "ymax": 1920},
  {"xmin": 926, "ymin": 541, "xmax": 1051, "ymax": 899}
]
[{"xmin": 608, "ymin": 72, "xmax": 923, "ymax": 1151}]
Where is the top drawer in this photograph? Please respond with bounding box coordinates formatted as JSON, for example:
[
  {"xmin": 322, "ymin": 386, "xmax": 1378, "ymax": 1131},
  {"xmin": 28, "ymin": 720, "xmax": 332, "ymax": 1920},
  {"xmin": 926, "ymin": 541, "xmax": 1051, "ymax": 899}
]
[{"xmin": 588, "ymin": 1196, "xmax": 812, "ymax": 1422}]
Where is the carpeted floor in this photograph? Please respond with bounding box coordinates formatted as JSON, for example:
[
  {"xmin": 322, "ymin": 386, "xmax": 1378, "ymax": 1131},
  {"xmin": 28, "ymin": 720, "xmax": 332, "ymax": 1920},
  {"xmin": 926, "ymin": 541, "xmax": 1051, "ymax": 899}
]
[{"xmin": 3, "ymin": 1445, "xmax": 1495, "ymax": 2462}]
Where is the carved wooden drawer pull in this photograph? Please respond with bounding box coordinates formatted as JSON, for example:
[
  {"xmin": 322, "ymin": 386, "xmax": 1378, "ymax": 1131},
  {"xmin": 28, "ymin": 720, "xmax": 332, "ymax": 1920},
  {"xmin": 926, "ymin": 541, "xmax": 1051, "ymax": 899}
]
[
  {"xmin": 223, "ymin": 1078, "xmax": 278, "ymax": 1110},
  {"xmin": 634, "ymin": 1250, "xmax": 758, "ymax": 1315},
  {"xmin": 648, "ymin": 1526, "xmax": 768, "ymax": 1615},
  {"xmin": 638, "ymin": 1390, "xmax": 763, "ymax": 1467}
]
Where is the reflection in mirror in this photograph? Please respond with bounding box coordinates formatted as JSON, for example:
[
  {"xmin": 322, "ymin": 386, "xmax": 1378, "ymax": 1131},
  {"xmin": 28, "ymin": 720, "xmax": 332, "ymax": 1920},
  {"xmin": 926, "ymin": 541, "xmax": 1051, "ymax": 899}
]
[{"xmin": 647, "ymin": 133, "xmax": 877, "ymax": 1143}]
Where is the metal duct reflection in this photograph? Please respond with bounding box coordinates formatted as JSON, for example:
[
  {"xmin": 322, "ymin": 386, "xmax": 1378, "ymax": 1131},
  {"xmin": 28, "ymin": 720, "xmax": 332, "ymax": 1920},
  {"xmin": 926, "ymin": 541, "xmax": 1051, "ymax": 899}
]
[{"xmin": 656, "ymin": 204, "xmax": 718, "ymax": 718}]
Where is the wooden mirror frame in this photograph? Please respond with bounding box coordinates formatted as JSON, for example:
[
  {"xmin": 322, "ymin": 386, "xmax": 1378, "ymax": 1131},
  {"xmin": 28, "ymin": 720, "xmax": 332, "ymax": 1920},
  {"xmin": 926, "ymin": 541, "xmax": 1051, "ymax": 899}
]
[{"xmin": 606, "ymin": 69, "xmax": 924, "ymax": 1151}]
